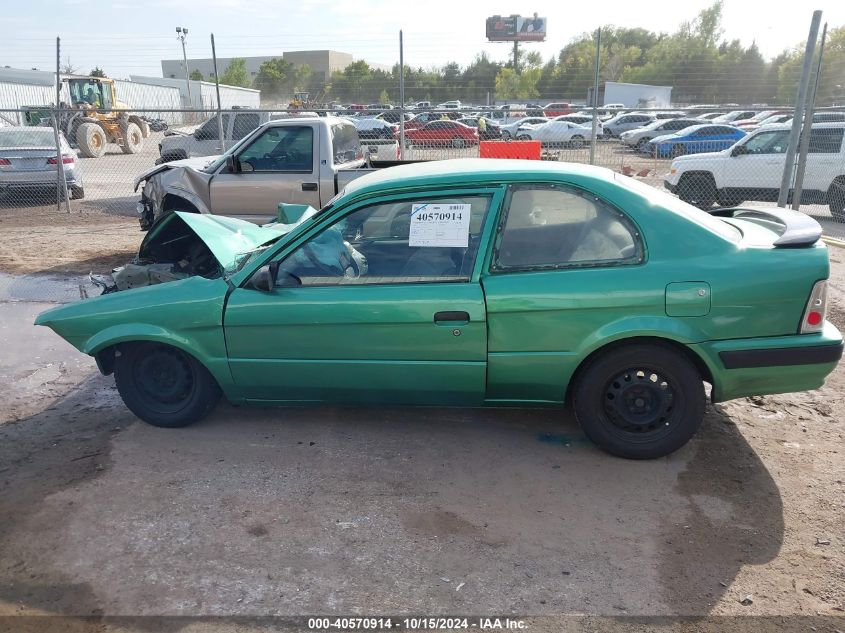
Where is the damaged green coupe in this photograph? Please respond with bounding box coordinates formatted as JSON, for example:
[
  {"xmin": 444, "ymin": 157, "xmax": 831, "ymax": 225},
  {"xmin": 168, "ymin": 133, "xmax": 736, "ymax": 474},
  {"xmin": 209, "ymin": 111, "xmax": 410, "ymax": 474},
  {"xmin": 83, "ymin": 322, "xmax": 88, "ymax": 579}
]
[{"xmin": 36, "ymin": 159, "xmax": 842, "ymax": 459}]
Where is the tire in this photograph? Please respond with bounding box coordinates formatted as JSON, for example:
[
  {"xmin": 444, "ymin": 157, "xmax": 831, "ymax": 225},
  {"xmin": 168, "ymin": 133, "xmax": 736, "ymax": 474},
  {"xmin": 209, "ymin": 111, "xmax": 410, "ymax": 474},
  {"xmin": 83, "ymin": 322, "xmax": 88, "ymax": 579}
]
[
  {"xmin": 636, "ymin": 138, "xmax": 652, "ymax": 153},
  {"xmin": 120, "ymin": 121, "xmax": 144, "ymax": 154},
  {"xmin": 828, "ymin": 177, "xmax": 845, "ymax": 221},
  {"xmin": 678, "ymin": 174, "xmax": 717, "ymax": 210},
  {"xmin": 451, "ymin": 137, "xmax": 466, "ymax": 148},
  {"xmin": 75, "ymin": 122, "xmax": 107, "ymax": 158},
  {"xmin": 516, "ymin": 134, "xmax": 531, "ymax": 141},
  {"xmin": 572, "ymin": 343, "xmax": 705, "ymax": 459},
  {"xmin": 133, "ymin": 117, "xmax": 151, "ymax": 138},
  {"xmin": 569, "ymin": 135, "xmax": 585, "ymax": 149},
  {"xmin": 113, "ymin": 342, "xmax": 221, "ymax": 428},
  {"xmin": 501, "ymin": 130, "xmax": 512, "ymax": 140},
  {"xmin": 70, "ymin": 185, "xmax": 85, "ymax": 200},
  {"xmin": 669, "ymin": 144, "xmax": 685, "ymax": 158}
]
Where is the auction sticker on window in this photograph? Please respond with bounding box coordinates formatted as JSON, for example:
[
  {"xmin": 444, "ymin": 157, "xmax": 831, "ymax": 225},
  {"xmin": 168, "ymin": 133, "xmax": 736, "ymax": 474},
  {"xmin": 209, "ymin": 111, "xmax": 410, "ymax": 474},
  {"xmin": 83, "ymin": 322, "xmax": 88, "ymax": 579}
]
[{"xmin": 409, "ymin": 203, "xmax": 471, "ymax": 248}]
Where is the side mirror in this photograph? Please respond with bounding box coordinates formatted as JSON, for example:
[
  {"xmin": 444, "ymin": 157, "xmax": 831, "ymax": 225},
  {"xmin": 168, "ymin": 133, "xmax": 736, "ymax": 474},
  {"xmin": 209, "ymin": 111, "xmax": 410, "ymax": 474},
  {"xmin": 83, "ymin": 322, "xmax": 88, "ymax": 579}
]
[
  {"xmin": 731, "ymin": 145, "xmax": 748, "ymax": 157},
  {"xmin": 225, "ymin": 154, "xmax": 241, "ymax": 173},
  {"xmin": 249, "ymin": 263, "xmax": 278, "ymax": 291}
]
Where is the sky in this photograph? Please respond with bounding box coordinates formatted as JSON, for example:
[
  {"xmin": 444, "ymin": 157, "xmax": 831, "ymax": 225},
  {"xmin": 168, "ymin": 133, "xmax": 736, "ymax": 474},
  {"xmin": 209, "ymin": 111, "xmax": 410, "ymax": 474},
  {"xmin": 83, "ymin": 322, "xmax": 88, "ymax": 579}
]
[{"xmin": 1, "ymin": 0, "xmax": 843, "ymax": 79}]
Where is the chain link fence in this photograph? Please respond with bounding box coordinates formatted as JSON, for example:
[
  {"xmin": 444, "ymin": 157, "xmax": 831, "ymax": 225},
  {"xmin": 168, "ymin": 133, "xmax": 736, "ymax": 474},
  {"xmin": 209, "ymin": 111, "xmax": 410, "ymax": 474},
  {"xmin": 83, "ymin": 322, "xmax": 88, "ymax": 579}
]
[{"xmin": 2, "ymin": 105, "xmax": 843, "ymax": 220}]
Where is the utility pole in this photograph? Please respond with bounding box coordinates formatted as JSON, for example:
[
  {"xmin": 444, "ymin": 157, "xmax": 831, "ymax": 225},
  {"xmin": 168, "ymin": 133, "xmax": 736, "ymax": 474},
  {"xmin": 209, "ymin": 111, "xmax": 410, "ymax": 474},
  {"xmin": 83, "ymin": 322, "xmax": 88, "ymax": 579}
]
[
  {"xmin": 176, "ymin": 26, "xmax": 193, "ymax": 109},
  {"xmin": 513, "ymin": 40, "xmax": 519, "ymax": 75}
]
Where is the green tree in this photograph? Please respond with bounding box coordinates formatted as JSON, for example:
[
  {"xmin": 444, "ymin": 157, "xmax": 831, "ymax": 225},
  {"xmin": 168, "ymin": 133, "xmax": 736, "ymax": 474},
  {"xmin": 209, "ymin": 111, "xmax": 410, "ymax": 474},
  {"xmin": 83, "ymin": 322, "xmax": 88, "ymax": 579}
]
[
  {"xmin": 494, "ymin": 67, "xmax": 541, "ymax": 100},
  {"xmin": 379, "ymin": 89, "xmax": 390, "ymax": 104},
  {"xmin": 253, "ymin": 57, "xmax": 296, "ymax": 99},
  {"xmin": 89, "ymin": 67, "xmax": 107, "ymax": 78},
  {"xmin": 189, "ymin": 69, "xmax": 204, "ymax": 81},
  {"xmin": 220, "ymin": 58, "xmax": 251, "ymax": 88}
]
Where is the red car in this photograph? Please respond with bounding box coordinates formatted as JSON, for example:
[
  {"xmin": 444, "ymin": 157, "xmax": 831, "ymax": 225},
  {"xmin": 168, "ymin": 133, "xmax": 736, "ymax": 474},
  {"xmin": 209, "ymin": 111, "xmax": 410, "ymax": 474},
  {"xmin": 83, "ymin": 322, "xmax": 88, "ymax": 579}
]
[
  {"xmin": 544, "ymin": 102, "xmax": 573, "ymax": 117},
  {"xmin": 403, "ymin": 111, "xmax": 464, "ymax": 131},
  {"xmin": 400, "ymin": 120, "xmax": 479, "ymax": 147}
]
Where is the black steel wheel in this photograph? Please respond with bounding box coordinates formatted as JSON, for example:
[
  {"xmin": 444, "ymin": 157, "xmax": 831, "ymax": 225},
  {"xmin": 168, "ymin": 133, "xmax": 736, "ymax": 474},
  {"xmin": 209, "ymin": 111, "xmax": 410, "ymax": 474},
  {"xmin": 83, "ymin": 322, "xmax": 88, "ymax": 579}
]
[
  {"xmin": 114, "ymin": 342, "xmax": 221, "ymax": 428},
  {"xmin": 573, "ymin": 343, "xmax": 705, "ymax": 459}
]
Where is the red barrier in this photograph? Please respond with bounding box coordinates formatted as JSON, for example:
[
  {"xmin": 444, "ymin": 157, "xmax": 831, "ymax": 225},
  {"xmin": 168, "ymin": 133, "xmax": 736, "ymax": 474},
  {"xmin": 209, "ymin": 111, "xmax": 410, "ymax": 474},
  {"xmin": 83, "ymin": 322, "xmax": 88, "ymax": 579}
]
[{"xmin": 479, "ymin": 140, "xmax": 542, "ymax": 160}]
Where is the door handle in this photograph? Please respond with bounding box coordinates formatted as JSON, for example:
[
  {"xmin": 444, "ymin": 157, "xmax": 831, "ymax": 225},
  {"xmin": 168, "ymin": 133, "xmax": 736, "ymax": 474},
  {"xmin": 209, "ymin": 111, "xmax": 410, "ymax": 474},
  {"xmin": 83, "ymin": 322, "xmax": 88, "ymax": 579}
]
[
  {"xmin": 434, "ymin": 311, "xmax": 470, "ymax": 324},
  {"xmin": 302, "ymin": 182, "xmax": 318, "ymax": 191}
]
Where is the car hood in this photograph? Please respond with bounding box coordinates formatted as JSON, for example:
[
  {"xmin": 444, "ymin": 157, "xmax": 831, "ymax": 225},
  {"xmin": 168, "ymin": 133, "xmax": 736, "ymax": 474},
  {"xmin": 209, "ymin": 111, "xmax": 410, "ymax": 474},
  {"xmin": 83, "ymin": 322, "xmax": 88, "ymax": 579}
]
[
  {"xmin": 672, "ymin": 148, "xmax": 731, "ymax": 164},
  {"xmin": 141, "ymin": 210, "xmax": 313, "ymax": 271},
  {"xmin": 133, "ymin": 155, "xmax": 220, "ymax": 190}
]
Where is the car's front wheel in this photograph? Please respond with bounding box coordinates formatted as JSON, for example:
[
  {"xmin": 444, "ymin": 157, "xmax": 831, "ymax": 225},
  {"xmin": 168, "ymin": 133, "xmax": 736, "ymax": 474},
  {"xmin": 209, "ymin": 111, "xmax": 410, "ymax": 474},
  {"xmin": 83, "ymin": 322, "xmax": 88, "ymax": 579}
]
[
  {"xmin": 572, "ymin": 343, "xmax": 705, "ymax": 459},
  {"xmin": 114, "ymin": 342, "xmax": 221, "ymax": 428},
  {"xmin": 677, "ymin": 174, "xmax": 717, "ymax": 210},
  {"xmin": 828, "ymin": 177, "xmax": 845, "ymax": 221}
]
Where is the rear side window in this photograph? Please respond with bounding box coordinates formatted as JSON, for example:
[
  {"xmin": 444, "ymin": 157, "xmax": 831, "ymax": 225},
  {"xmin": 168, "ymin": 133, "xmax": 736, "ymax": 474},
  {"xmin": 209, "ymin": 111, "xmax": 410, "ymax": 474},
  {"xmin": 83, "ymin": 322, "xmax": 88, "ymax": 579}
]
[
  {"xmin": 493, "ymin": 185, "xmax": 642, "ymax": 271},
  {"xmin": 331, "ymin": 122, "xmax": 361, "ymax": 164},
  {"xmin": 807, "ymin": 127, "xmax": 844, "ymax": 153}
]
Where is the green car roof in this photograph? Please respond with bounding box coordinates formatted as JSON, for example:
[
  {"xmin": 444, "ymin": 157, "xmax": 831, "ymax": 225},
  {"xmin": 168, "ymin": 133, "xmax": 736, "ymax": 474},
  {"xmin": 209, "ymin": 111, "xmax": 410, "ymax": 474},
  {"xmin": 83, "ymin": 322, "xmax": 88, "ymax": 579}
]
[{"xmin": 343, "ymin": 158, "xmax": 617, "ymax": 199}]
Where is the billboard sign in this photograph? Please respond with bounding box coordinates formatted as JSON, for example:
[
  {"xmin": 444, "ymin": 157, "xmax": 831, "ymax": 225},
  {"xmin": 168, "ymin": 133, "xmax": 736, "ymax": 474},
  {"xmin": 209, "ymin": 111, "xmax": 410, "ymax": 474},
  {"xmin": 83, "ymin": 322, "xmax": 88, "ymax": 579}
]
[{"xmin": 486, "ymin": 14, "xmax": 546, "ymax": 42}]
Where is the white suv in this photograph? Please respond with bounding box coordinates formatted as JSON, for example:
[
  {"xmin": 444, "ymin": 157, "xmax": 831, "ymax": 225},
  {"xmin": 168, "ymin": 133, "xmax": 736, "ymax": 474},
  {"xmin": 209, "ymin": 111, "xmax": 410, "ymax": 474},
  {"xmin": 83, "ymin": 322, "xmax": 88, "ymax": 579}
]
[{"xmin": 663, "ymin": 122, "xmax": 845, "ymax": 218}]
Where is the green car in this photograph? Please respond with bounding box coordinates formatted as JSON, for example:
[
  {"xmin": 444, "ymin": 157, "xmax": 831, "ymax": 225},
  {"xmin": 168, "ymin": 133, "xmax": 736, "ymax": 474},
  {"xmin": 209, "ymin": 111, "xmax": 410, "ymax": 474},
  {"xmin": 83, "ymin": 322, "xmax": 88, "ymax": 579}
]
[{"xmin": 36, "ymin": 159, "xmax": 842, "ymax": 459}]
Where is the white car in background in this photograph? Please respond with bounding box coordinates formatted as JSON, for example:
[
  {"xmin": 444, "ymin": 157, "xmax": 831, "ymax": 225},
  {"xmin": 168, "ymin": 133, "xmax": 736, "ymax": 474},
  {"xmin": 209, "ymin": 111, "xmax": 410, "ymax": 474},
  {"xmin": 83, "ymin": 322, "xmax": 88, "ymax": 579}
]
[
  {"xmin": 349, "ymin": 116, "xmax": 397, "ymax": 139},
  {"xmin": 620, "ymin": 118, "xmax": 702, "ymax": 152},
  {"xmin": 500, "ymin": 116, "xmax": 549, "ymax": 139},
  {"xmin": 516, "ymin": 119, "xmax": 596, "ymax": 148},
  {"xmin": 552, "ymin": 114, "xmax": 604, "ymax": 135},
  {"xmin": 436, "ymin": 100, "xmax": 462, "ymax": 109}
]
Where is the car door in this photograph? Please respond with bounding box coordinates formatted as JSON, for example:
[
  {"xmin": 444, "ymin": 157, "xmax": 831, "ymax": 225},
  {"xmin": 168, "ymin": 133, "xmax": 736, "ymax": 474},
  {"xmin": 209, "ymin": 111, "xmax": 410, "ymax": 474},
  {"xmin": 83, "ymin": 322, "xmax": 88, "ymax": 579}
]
[
  {"xmin": 223, "ymin": 187, "xmax": 505, "ymax": 404},
  {"xmin": 480, "ymin": 183, "xmax": 645, "ymax": 403},
  {"xmin": 209, "ymin": 123, "xmax": 320, "ymax": 223},
  {"xmin": 803, "ymin": 127, "xmax": 845, "ymax": 193},
  {"xmin": 723, "ymin": 129, "xmax": 790, "ymax": 193}
]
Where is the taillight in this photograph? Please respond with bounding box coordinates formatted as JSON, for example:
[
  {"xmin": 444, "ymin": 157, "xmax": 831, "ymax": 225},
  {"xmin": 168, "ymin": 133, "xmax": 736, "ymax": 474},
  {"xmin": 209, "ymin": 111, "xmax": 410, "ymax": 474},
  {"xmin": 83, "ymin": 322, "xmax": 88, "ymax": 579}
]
[
  {"xmin": 0, "ymin": 158, "xmax": 10, "ymax": 166},
  {"xmin": 800, "ymin": 280, "xmax": 827, "ymax": 333},
  {"xmin": 47, "ymin": 155, "xmax": 75, "ymax": 164}
]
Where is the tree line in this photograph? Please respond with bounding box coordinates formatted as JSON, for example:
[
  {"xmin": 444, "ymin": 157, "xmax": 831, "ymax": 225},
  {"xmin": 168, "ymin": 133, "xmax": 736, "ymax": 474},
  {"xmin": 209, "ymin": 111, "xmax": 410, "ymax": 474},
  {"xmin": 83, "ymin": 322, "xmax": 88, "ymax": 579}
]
[{"xmin": 206, "ymin": 2, "xmax": 845, "ymax": 107}]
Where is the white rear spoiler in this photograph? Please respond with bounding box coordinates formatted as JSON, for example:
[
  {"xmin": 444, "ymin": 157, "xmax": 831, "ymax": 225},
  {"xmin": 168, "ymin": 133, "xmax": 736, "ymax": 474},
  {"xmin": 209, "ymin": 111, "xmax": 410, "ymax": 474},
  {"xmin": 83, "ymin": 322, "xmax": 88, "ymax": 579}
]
[{"xmin": 720, "ymin": 207, "xmax": 823, "ymax": 247}]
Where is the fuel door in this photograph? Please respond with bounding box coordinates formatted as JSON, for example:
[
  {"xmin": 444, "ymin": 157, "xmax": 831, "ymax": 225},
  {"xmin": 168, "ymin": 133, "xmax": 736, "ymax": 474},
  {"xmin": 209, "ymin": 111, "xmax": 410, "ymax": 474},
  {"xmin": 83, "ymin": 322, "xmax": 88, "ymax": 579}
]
[{"xmin": 666, "ymin": 282, "xmax": 711, "ymax": 317}]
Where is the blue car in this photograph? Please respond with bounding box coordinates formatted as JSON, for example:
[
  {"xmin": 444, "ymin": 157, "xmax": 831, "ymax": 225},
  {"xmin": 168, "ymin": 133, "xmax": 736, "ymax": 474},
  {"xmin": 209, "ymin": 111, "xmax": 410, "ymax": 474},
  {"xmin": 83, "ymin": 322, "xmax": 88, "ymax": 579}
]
[{"xmin": 646, "ymin": 124, "xmax": 746, "ymax": 158}]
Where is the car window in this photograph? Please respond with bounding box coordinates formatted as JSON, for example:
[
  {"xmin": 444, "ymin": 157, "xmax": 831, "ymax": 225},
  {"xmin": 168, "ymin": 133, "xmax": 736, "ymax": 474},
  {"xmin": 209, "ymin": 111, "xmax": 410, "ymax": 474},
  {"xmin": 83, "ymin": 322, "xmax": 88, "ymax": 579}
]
[
  {"xmin": 331, "ymin": 122, "xmax": 361, "ymax": 164},
  {"xmin": 807, "ymin": 127, "xmax": 844, "ymax": 153},
  {"xmin": 743, "ymin": 130, "xmax": 790, "ymax": 154},
  {"xmin": 238, "ymin": 126, "xmax": 314, "ymax": 172},
  {"xmin": 493, "ymin": 185, "xmax": 641, "ymax": 270},
  {"xmin": 665, "ymin": 120, "xmax": 691, "ymax": 130},
  {"xmin": 233, "ymin": 113, "xmax": 260, "ymax": 140},
  {"xmin": 273, "ymin": 195, "xmax": 492, "ymax": 286},
  {"xmin": 196, "ymin": 114, "xmax": 230, "ymax": 141}
]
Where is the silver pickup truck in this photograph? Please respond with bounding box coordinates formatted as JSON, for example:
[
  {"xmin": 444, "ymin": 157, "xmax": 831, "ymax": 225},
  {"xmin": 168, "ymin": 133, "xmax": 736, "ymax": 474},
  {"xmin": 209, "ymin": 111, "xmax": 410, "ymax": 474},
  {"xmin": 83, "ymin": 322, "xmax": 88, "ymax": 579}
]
[{"xmin": 135, "ymin": 116, "xmax": 392, "ymax": 229}]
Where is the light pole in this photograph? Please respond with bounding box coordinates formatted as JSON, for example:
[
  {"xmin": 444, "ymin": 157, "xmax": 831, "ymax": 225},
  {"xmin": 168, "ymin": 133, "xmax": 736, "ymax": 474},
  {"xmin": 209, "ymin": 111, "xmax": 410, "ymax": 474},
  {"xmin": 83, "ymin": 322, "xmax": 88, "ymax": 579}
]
[{"xmin": 176, "ymin": 27, "xmax": 193, "ymax": 109}]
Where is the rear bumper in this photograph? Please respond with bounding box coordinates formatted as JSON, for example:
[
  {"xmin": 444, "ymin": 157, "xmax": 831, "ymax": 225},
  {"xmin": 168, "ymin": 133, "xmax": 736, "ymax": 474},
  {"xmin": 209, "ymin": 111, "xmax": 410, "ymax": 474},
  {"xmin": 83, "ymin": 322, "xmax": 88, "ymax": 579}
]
[
  {"xmin": 0, "ymin": 170, "xmax": 81, "ymax": 188},
  {"xmin": 691, "ymin": 322, "xmax": 843, "ymax": 402}
]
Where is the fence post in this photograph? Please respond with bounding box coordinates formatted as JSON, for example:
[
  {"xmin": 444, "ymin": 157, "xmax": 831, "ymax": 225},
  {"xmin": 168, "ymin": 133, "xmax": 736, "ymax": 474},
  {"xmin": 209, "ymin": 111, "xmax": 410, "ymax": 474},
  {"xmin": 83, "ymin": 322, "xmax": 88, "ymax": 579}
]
[
  {"xmin": 589, "ymin": 27, "xmax": 602, "ymax": 166},
  {"xmin": 399, "ymin": 30, "xmax": 405, "ymax": 160},
  {"xmin": 778, "ymin": 10, "xmax": 822, "ymax": 208},
  {"xmin": 52, "ymin": 36, "xmax": 71, "ymax": 213},
  {"xmin": 792, "ymin": 22, "xmax": 827, "ymax": 211},
  {"xmin": 211, "ymin": 33, "xmax": 225, "ymax": 152}
]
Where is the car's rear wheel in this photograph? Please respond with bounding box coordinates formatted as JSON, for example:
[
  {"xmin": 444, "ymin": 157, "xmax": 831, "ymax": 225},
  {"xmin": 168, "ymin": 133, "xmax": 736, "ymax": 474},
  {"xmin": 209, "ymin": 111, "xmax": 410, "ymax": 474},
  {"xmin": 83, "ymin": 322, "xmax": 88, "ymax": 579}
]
[
  {"xmin": 451, "ymin": 137, "xmax": 466, "ymax": 148},
  {"xmin": 828, "ymin": 177, "xmax": 845, "ymax": 221},
  {"xmin": 501, "ymin": 130, "xmax": 512, "ymax": 140},
  {"xmin": 569, "ymin": 135, "xmax": 585, "ymax": 149},
  {"xmin": 516, "ymin": 134, "xmax": 531, "ymax": 141},
  {"xmin": 572, "ymin": 344, "xmax": 705, "ymax": 459},
  {"xmin": 70, "ymin": 185, "xmax": 85, "ymax": 200},
  {"xmin": 669, "ymin": 144, "xmax": 685, "ymax": 158},
  {"xmin": 677, "ymin": 174, "xmax": 717, "ymax": 210},
  {"xmin": 114, "ymin": 342, "xmax": 221, "ymax": 428}
]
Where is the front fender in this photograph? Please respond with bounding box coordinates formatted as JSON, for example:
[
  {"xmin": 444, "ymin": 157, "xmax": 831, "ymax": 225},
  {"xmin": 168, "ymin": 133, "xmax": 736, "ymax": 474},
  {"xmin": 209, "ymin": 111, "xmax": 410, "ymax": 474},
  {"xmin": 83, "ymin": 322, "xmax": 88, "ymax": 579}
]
[{"xmin": 83, "ymin": 323, "xmax": 240, "ymax": 403}]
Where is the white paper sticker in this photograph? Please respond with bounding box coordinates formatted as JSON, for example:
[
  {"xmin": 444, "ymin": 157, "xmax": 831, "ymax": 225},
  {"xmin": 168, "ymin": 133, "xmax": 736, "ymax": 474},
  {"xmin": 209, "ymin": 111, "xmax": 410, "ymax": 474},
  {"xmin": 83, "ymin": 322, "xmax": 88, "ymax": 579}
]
[{"xmin": 408, "ymin": 203, "xmax": 472, "ymax": 248}]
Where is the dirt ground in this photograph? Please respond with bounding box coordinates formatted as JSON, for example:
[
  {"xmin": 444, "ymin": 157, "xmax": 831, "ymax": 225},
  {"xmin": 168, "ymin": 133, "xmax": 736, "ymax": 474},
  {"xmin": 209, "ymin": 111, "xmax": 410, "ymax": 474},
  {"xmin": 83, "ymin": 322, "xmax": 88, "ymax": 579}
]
[{"xmin": 0, "ymin": 211, "xmax": 843, "ymax": 633}]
